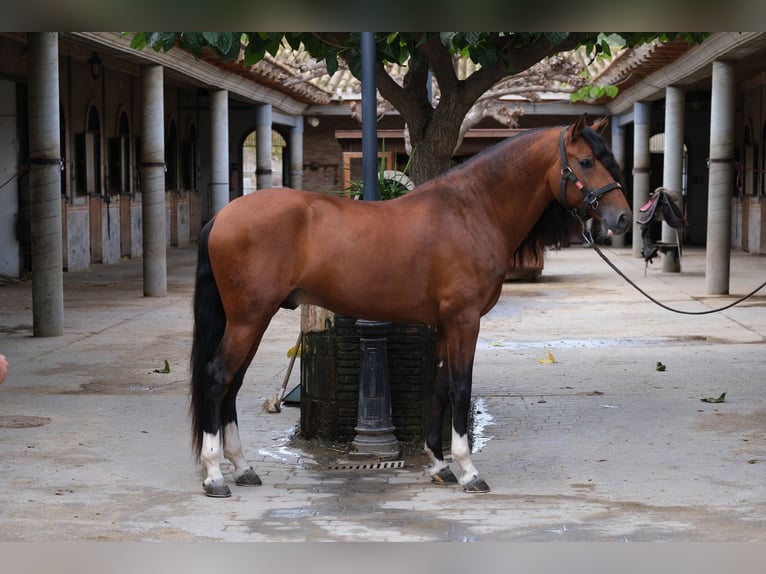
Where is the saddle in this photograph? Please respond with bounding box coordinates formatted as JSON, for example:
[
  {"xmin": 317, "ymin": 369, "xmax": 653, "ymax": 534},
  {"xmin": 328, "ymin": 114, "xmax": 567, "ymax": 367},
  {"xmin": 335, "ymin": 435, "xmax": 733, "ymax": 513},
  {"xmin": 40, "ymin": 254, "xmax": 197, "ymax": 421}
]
[{"xmin": 636, "ymin": 188, "xmax": 688, "ymax": 265}]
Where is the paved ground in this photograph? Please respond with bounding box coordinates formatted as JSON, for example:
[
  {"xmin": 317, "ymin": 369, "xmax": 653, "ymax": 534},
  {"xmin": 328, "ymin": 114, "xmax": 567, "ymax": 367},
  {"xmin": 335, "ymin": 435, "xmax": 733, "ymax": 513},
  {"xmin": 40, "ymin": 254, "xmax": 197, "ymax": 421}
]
[{"xmin": 1, "ymin": 243, "xmax": 765, "ymax": 543}]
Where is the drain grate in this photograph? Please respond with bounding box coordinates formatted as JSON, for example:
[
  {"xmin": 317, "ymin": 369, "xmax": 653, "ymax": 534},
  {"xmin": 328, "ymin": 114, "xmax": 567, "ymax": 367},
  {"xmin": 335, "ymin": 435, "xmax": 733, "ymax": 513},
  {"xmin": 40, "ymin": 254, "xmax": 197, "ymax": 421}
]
[{"xmin": 327, "ymin": 460, "xmax": 405, "ymax": 471}]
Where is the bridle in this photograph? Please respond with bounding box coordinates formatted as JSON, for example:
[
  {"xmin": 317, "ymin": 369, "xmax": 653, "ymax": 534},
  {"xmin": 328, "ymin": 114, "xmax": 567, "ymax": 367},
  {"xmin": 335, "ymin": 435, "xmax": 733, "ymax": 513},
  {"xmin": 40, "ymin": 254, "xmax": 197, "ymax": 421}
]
[{"xmin": 558, "ymin": 126, "xmax": 622, "ymax": 219}]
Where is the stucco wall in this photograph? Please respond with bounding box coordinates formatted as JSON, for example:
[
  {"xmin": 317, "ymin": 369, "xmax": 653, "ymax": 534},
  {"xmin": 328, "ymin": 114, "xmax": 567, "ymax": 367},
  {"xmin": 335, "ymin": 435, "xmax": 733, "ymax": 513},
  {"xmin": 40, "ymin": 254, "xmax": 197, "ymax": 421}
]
[
  {"xmin": 66, "ymin": 207, "xmax": 90, "ymax": 271},
  {"xmin": 0, "ymin": 79, "xmax": 20, "ymax": 277}
]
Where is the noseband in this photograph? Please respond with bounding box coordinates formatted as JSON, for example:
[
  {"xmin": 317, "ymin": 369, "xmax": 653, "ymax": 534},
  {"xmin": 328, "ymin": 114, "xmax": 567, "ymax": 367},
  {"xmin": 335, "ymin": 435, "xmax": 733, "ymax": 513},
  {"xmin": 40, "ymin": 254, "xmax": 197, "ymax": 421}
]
[{"xmin": 559, "ymin": 126, "xmax": 622, "ymax": 219}]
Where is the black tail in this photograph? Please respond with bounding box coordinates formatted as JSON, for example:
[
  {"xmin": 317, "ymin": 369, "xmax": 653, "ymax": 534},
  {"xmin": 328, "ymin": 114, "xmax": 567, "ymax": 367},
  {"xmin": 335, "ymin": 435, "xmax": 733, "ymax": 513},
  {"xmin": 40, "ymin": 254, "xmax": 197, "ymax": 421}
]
[{"xmin": 190, "ymin": 218, "xmax": 225, "ymax": 459}]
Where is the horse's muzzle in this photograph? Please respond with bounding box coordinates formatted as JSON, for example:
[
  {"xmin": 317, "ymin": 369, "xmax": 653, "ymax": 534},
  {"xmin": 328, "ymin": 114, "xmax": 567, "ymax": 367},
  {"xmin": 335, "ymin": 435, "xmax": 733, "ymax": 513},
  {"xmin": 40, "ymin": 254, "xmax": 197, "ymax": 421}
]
[{"xmin": 602, "ymin": 208, "xmax": 632, "ymax": 235}]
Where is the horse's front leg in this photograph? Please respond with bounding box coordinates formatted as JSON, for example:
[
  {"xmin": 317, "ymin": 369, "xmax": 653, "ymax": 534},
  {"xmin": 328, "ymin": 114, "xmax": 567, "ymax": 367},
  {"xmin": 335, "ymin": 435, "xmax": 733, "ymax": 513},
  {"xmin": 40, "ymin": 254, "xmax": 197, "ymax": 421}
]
[
  {"xmin": 450, "ymin": 363, "xmax": 489, "ymax": 493},
  {"xmin": 443, "ymin": 313, "xmax": 489, "ymax": 493}
]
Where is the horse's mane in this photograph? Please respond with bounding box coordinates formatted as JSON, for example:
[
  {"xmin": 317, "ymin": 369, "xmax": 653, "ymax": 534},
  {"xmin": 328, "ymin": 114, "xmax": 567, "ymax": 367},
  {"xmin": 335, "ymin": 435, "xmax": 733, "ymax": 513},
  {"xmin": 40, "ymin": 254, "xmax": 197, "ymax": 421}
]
[{"xmin": 511, "ymin": 124, "xmax": 625, "ymax": 267}]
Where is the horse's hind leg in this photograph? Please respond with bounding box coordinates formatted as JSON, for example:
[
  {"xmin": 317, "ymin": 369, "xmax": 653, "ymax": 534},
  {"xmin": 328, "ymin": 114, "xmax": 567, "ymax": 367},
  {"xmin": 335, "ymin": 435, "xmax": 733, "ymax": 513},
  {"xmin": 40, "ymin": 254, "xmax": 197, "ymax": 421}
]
[
  {"xmin": 425, "ymin": 333, "xmax": 459, "ymax": 485},
  {"xmin": 221, "ymin": 369, "xmax": 261, "ymax": 488},
  {"xmin": 200, "ymin": 322, "xmax": 265, "ymax": 497}
]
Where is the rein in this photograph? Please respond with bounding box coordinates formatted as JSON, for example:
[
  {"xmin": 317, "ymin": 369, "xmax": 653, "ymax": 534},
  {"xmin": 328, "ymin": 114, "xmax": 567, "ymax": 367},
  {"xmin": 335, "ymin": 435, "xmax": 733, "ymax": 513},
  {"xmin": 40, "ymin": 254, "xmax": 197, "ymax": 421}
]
[
  {"xmin": 558, "ymin": 127, "xmax": 765, "ymax": 315},
  {"xmin": 559, "ymin": 127, "xmax": 622, "ymax": 218},
  {"xmin": 580, "ymin": 225, "xmax": 766, "ymax": 315}
]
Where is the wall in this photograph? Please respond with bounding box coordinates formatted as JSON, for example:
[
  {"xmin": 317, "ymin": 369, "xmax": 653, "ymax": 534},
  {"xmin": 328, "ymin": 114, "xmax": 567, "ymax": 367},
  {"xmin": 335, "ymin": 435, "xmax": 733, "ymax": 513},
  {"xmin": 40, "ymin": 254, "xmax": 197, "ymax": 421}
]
[{"xmin": 0, "ymin": 79, "xmax": 19, "ymax": 277}]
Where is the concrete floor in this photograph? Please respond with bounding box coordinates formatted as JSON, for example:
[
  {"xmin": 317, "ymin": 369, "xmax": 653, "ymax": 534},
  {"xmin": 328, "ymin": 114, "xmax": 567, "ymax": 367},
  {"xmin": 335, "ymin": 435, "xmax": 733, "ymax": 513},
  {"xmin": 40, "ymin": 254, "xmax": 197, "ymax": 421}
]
[{"xmin": 1, "ymin": 243, "xmax": 765, "ymax": 545}]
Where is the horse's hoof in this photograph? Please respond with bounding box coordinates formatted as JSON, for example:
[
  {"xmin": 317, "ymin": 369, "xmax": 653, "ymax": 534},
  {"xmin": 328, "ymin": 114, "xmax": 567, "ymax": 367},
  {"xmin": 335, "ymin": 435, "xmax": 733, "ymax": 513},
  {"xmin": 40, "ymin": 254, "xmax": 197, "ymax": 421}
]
[
  {"xmin": 235, "ymin": 467, "xmax": 262, "ymax": 487},
  {"xmin": 462, "ymin": 477, "xmax": 490, "ymax": 493},
  {"xmin": 430, "ymin": 467, "xmax": 459, "ymax": 485},
  {"xmin": 203, "ymin": 481, "xmax": 232, "ymax": 498}
]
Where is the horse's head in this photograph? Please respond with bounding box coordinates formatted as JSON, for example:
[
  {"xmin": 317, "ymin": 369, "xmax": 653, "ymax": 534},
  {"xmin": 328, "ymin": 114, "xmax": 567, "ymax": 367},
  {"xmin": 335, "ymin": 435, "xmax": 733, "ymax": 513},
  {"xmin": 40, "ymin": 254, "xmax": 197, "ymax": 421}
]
[{"xmin": 553, "ymin": 115, "xmax": 632, "ymax": 236}]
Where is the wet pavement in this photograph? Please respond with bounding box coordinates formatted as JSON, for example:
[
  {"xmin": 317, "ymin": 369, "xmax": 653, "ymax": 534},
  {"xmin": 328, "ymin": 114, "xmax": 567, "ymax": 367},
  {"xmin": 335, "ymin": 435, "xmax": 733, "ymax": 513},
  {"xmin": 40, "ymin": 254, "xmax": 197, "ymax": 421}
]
[{"xmin": 1, "ymin": 243, "xmax": 765, "ymax": 542}]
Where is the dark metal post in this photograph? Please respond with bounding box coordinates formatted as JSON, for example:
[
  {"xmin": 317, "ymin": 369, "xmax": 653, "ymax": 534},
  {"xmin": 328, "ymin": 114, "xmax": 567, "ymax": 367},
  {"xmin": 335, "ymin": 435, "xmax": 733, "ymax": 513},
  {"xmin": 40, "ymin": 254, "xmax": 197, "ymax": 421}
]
[
  {"xmin": 350, "ymin": 320, "xmax": 400, "ymax": 458},
  {"xmin": 350, "ymin": 32, "xmax": 399, "ymax": 459},
  {"xmin": 361, "ymin": 32, "xmax": 379, "ymax": 202}
]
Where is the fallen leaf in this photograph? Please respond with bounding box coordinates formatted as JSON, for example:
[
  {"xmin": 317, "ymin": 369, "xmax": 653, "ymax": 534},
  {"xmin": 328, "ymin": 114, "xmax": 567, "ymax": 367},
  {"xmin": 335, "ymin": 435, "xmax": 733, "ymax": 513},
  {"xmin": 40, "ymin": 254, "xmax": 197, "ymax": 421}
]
[
  {"xmin": 538, "ymin": 351, "xmax": 555, "ymax": 364},
  {"xmin": 489, "ymin": 339, "xmax": 505, "ymax": 347},
  {"xmin": 287, "ymin": 345, "xmax": 302, "ymax": 358},
  {"xmin": 153, "ymin": 359, "xmax": 171, "ymax": 374},
  {"xmin": 701, "ymin": 392, "xmax": 726, "ymax": 403},
  {"xmin": 655, "ymin": 361, "xmax": 666, "ymax": 371}
]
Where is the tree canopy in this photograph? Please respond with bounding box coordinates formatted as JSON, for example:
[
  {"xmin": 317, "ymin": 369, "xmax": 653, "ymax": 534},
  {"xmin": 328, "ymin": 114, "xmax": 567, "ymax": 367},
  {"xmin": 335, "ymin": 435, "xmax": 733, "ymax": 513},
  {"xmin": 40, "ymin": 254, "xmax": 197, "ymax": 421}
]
[{"xmin": 131, "ymin": 32, "xmax": 708, "ymax": 183}]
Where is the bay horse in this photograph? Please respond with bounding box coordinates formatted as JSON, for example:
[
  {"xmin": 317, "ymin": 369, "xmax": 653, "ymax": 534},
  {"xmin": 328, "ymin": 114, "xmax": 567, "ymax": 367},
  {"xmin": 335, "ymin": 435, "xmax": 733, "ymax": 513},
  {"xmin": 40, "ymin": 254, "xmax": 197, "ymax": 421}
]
[{"xmin": 190, "ymin": 114, "xmax": 631, "ymax": 497}]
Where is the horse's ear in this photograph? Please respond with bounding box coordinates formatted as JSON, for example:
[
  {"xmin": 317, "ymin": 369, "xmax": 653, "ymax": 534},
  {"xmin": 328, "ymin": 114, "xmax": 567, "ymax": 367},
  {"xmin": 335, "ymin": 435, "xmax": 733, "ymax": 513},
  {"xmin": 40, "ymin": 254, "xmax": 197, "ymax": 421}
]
[
  {"xmin": 592, "ymin": 117, "xmax": 609, "ymax": 134},
  {"xmin": 570, "ymin": 114, "xmax": 587, "ymax": 141}
]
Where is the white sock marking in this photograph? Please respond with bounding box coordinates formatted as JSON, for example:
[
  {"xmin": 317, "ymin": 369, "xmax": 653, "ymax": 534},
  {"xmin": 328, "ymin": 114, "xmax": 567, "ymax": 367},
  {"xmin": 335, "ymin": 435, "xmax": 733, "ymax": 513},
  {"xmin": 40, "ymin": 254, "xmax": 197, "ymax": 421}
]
[
  {"xmin": 200, "ymin": 431, "xmax": 224, "ymax": 485},
  {"xmin": 451, "ymin": 426, "xmax": 479, "ymax": 486}
]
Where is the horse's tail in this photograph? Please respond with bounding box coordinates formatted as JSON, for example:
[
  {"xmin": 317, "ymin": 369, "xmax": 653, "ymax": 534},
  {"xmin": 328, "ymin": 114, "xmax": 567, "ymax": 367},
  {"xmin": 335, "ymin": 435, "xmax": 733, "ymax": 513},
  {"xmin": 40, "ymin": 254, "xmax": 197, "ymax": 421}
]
[{"xmin": 190, "ymin": 218, "xmax": 225, "ymax": 460}]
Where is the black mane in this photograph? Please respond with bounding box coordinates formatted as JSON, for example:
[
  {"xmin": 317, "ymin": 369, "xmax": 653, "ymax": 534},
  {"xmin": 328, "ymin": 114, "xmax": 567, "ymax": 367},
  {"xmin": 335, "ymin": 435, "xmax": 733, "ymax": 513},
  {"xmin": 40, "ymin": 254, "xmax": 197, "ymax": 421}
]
[{"xmin": 511, "ymin": 124, "xmax": 624, "ymax": 267}]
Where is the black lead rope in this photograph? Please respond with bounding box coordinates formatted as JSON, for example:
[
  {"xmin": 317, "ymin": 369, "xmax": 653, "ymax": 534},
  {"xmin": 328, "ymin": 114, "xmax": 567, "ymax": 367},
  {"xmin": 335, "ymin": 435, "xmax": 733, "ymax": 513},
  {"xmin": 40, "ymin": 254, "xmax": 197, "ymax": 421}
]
[{"xmin": 581, "ymin": 228, "xmax": 766, "ymax": 315}]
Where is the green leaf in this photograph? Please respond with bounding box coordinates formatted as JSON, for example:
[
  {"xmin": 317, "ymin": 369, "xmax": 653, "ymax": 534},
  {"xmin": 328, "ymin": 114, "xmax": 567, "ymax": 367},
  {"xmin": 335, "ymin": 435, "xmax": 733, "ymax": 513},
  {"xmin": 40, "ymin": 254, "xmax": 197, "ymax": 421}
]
[
  {"xmin": 201, "ymin": 32, "xmax": 220, "ymax": 47},
  {"xmin": 154, "ymin": 359, "xmax": 171, "ymax": 374},
  {"xmin": 325, "ymin": 53, "xmax": 339, "ymax": 76},
  {"xmin": 216, "ymin": 32, "xmax": 234, "ymax": 56},
  {"xmin": 701, "ymin": 392, "xmax": 726, "ymax": 403},
  {"xmin": 179, "ymin": 32, "xmax": 203, "ymax": 58},
  {"xmin": 130, "ymin": 32, "xmax": 147, "ymax": 51}
]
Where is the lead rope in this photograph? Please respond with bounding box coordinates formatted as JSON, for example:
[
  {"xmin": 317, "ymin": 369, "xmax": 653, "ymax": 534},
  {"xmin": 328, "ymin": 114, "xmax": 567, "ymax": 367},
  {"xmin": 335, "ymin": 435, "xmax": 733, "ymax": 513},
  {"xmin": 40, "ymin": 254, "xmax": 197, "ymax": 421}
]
[{"xmin": 581, "ymin": 226, "xmax": 766, "ymax": 315}]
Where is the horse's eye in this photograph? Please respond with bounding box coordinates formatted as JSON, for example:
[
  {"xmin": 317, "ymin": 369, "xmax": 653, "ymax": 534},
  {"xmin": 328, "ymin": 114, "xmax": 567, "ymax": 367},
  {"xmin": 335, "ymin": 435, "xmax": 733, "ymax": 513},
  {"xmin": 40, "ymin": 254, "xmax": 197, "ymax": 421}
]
[{"xmin": 579, "ymin": 157, "xmax": 594, "ymax": 169}]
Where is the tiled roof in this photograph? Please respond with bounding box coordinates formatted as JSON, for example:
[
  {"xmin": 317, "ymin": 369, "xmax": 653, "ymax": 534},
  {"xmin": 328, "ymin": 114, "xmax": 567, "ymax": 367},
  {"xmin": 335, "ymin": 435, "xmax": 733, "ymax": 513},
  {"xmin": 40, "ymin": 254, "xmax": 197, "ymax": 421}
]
[
  {"xmin": 267, "ymin": 40, "xmax": 599, "ymax": 105},
  {"xmin": 590, "ymin": 37, "xmax": 696, "ymax": 95}
]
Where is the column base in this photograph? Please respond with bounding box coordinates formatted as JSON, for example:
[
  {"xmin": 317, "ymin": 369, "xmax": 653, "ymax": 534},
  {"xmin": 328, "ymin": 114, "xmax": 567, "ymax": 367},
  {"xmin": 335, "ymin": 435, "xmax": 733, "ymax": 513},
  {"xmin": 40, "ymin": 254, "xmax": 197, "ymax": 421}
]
[{"xmin": 349, "ymin": 431, "xmax": 401, "ymax": 460}]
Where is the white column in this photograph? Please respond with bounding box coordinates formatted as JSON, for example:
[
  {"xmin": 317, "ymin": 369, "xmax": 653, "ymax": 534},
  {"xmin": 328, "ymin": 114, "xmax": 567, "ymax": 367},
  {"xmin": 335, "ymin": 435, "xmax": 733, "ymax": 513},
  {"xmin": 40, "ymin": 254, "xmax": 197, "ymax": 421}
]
[
  {"xmin": 256, "ymin": 104, "xmax": 273, "ymax": 189},
  {"xmin": 705, "ymin": 60, "xmax": 736, "ymax": 295},
  {"xmin": 140, "ymin": 65, "xmax": 166, "ymax": 297},
  {"xmin": 210, "ymin": 89, "xmax": 229, "ymax": 214},
  {"xmin": 632, "ymin": 102, "xmax": 651, "ymax": 258},
  {"xmin": 610, "ymin": 120, "xmax": 626, "ymax": 248},
  {"xmin": 289, "ymin": 117, "xmax": 304, "ymax": 190},
  {"xmin": 662, "ymin": 85, "xmax": 686, "ymax": 272},
  {"xmin": 28, "ymin": 32, "xmax": 64, "ymax": 336}
]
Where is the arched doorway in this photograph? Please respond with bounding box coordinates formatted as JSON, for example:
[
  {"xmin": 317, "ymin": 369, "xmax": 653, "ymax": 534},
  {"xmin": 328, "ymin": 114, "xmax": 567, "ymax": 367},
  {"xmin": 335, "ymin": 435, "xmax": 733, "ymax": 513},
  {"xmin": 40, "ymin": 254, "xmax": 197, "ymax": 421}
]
[
  {"xmin": 241, "ymin": 128, "xmax": 286, "ymax": 194},
  {"xmin": 111, "ymin": 110, "xmax": 132, "ymax": 258},
  {"xmin": 79, "ymin": 103, "xmax": 103, "ymax": 263}
]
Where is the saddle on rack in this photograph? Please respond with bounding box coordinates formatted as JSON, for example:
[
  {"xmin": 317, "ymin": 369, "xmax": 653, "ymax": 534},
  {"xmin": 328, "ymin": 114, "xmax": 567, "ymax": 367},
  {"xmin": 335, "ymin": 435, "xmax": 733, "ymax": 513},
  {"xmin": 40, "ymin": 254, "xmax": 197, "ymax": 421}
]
[{"xmin": 637, "ymin": 187, "xmax": 688, "ymax": 265}]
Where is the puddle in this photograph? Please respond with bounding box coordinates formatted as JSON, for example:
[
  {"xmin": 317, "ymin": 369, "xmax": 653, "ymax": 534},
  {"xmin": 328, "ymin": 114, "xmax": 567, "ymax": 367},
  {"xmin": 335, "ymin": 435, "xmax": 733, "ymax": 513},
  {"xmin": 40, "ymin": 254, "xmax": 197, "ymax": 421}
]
[
  {"xmin": 471, "ymin": 398, "xmax": 495, "ymax": 453},
  {"xmin": 477, "ymin": 337, "xmax": 686, "ymax": 350},
  {"xmin": 0, "ymin": 415, "xmax": 51, "ymax": 428},
  {"xmin": 60, "ymin": 380, "xmax": 185, "ymax": 395}
]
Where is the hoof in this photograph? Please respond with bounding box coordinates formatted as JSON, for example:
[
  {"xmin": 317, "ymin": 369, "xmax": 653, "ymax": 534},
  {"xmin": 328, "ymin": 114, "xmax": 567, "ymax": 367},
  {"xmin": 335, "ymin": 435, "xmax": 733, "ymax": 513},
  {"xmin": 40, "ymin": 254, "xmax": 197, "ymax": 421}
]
[
  {"xmin": 203, "ymin": 481, "xmax": 232, "ymax": 498},
  {"xmin": 430, "ymin": 467, "xmax": 459, "ymax": 485},
  {"xmin": 235, "ymin": 467, "xmax": 262, "ymax": 487},
  {"xmin": 462, "ymin": 477, "xmax": 490, "ymax": 493}
]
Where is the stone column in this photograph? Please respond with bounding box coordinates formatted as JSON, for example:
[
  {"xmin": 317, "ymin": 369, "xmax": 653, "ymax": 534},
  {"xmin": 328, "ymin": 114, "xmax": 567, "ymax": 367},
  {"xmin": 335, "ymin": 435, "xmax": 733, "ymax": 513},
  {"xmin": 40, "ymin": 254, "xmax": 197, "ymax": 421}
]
[
  {"xmin": 256, "ymin": 104, "xmax": 272, "ymax": 189},
  {"xmin": 210, "ymin": 89, "xmax": 229, "ymax": 214},
  {"xmin": 662, "ymin": 85, "xmax": 686, "ymax": 272},
  {"xmin": 705, "ymin": 60, "xmax": 736, "ymax": 295},
  {"xmin": 632, "ymin": 102, "xmax": 651, "ymax": 258},
  {"xmin": 610, "ymin": 120, "xmax": 626, "ymax": 248},
  {"xmin": 28, "ymin": 32, "xmax": 64, "ymax": 336},
  {"xmin": 289, "ymin": 117, "xmax": 304, "ymax": 190},
  {"xmin": 140, "ymin": 65, "xmax": 166, "ymax": 297}
]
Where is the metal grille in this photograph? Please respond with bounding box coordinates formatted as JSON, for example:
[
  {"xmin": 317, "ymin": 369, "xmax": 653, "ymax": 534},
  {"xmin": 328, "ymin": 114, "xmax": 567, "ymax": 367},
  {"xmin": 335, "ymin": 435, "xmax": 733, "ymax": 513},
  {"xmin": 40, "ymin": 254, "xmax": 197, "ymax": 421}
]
[{"xmin": 326, "ymin": 460, "xmax": 405, "ymax": 471}]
